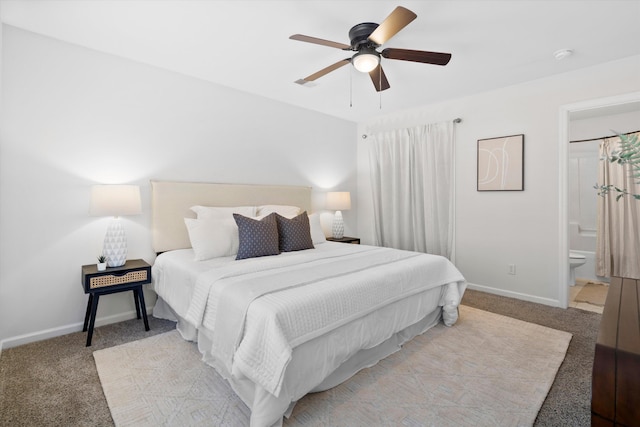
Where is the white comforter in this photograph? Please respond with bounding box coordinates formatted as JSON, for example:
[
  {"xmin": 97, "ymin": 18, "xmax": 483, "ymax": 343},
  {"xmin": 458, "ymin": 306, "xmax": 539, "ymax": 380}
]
[{"xmin": 159, "ymin": 243, "xmax": 466, "ymax": 398}]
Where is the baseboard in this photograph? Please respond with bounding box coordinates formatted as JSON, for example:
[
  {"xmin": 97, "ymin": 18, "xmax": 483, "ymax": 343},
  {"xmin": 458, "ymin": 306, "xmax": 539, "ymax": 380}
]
[
  {"xmin": 465, "ymin": 282, "xmax": 562, "ymax": 308},
  {"xmin": 0, "ymin": 306, "xmax": 155, "ymax": 354}
]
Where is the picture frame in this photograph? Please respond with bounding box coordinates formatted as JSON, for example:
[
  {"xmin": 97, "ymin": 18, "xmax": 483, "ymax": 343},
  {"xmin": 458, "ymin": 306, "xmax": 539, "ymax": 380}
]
[{"xmin": 477, "ymin": 134, "xmax": 524, "ymax": 191}]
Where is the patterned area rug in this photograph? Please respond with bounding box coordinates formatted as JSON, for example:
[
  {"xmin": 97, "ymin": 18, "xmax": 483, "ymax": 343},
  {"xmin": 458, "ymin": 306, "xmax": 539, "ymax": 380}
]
[
  {"xmin": 94, "ymin": 305, "xmax": 571, "ymax": 426},
  {"xmin": 574, "ymin": 282, "xmax": 609, "ymax": 306}
]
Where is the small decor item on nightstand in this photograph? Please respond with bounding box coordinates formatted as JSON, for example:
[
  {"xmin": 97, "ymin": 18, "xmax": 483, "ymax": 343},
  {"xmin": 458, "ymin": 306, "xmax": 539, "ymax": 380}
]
[
  {"xmin": 326, "ymin": 191, "xmax": 351, "ymax": 239},
  {"xmin": 97, "ymin": 255, "xmax": 107, "ymax": 271}
]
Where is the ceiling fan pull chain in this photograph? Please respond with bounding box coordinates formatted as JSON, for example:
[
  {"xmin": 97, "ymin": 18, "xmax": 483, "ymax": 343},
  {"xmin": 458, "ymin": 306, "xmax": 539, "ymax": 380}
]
[
  {"xmin": 379, "ymin": 68, "xmax": 382, "ymax": 109},
  {"xmin": 349, "ymin": 66, "xmax": 353, "ymax": 108}
]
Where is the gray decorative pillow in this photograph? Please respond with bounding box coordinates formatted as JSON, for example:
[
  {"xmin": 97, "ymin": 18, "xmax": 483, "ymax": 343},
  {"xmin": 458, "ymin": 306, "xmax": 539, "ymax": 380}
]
[
  {"xmin": 233, "ymin": 213, "xmax": 280, "ymax": 260},
  {"xmin": 276, "ymin": 211, "xmax": 314, "ymax": 252}
]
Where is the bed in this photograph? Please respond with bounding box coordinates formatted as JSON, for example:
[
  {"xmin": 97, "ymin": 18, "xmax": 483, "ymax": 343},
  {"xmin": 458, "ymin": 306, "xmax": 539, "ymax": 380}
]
[{"xmin": 149, "ymin": 180, "xmax": 467, "ymax": 427}]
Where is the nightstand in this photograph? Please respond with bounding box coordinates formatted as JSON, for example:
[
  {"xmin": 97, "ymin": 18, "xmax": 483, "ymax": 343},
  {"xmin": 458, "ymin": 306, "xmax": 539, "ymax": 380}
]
[
  {"xmin": 81, "ymin": 259, "xmax": 151, "ymax": 346},
  {"xmin": 326, "ymin": 236, "xmax": 361, "ymax": 244}
]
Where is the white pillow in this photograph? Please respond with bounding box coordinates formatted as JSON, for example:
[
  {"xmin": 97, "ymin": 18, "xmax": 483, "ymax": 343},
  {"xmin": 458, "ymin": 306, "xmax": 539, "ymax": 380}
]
[
  {"xmin": 256, "ymin": 204, "xmax": 300, "ymax": 218},
  {"xmin": 190, "ymin": 205, "xmax": 256, "ymax": 220},
  {"xmin": 308, "ymin": 213, "xmax": 326, "ymax": 244},
  {"xmin": 184, "ymin": 217, "xmax": 239, "ymax": 260}
]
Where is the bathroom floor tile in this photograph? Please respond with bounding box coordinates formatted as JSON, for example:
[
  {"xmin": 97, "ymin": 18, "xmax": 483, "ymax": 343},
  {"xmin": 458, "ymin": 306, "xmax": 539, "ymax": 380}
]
[
  {"xmin": 574, "ymin": 302, "xmax": 604, "ymax": 314},
  {"xmin": 570, "ymin": 278, "xmax": 607, "ymax": 314}
]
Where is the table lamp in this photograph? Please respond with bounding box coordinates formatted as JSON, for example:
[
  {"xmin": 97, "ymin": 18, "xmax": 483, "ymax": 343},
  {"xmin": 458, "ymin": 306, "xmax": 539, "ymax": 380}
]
[
  {"xmin": 326, "ymin": 191, "xmax": 351, "ymax": 239},
  {"xmin": 89, "ymin": 184, "xmax": 142, "ymax": 267}
]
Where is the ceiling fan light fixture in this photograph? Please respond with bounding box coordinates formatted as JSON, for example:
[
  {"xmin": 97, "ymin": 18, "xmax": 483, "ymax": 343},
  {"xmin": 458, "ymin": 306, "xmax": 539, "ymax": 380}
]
[{"xmin": 352, "ymin": 49, "xmax": 380, "ymax": 73}]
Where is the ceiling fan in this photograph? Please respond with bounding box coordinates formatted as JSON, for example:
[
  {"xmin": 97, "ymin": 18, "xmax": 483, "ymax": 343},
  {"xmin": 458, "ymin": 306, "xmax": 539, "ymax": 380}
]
[{"xmin": 290, "ymin": 6, "xmax": 452, "ymax": 92}]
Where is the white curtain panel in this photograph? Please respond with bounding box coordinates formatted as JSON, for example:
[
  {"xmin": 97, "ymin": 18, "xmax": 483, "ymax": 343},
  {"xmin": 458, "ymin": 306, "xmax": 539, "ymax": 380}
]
[
  {"xmin": 369, "ymin": 121, "xmax": 454, "ymax": 258},
  {"xmin": 596, "ymin": 132, "xmax": 640, "ymax": 279}
]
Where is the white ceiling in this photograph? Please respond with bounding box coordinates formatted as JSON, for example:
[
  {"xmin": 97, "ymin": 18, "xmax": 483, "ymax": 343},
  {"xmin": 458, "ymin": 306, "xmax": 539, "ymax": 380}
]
[{"xmin": 3, "ymin": 0, "xmax": 640, "ymax": 123}]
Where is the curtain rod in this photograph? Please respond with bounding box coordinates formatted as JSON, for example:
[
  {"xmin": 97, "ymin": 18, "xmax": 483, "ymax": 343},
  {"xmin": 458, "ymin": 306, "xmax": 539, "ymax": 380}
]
[
  {"xmin": 361, "ymin": 117, "xmax": 462, "ymax": 139},
  {"xmin": 570, "ymin": 129, "xmax": 640, "ymax": 143}
]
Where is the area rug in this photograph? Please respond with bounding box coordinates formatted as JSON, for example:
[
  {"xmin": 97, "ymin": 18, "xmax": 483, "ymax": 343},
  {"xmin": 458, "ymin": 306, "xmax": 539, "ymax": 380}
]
[
  {"xmin": 574, "ymin": 282, "xmax": 609, "ymax": 306},
  {"xmin": 94, "ymin": 305, "xmax": 572, "ymax": 427}
]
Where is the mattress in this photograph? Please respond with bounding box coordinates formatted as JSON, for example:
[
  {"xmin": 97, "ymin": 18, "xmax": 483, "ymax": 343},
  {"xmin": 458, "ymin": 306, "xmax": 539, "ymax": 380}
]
[{"xmin": 152, "ymin": 242, "xmax": 466, "ymax": 426}]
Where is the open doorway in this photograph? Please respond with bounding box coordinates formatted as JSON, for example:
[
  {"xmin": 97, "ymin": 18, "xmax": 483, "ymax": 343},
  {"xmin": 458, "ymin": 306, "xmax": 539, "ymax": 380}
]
[
  {"xmin": 567, "ymin": 106, "xmax": 640, "ymax": 312},
  {"xmin": 559, "ymin": 92, "xmax": 640, "ymax": 309}
]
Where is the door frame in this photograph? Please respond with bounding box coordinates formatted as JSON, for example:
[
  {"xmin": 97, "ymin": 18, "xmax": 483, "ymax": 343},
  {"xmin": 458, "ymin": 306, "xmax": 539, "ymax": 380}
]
[{"xmin": 558, "ymin": 91, "xmax": 640, "ymax": 308}]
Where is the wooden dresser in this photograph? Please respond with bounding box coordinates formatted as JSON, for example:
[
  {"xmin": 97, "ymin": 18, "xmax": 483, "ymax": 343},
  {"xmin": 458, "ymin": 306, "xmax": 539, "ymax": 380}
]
[{"xmin": 591, "ymin": 276, "xmax": 640, "ymax": 427}]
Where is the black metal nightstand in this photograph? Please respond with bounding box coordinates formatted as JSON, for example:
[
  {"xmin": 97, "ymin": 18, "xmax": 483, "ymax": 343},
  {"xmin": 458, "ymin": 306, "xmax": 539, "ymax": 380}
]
[
  {"xmin": 81, "ymin": 259, "xmax": 151, "ymax": 346},
  {"xmin": 326, "ymin": 236, "xmax": 361, "ymax": 244}
]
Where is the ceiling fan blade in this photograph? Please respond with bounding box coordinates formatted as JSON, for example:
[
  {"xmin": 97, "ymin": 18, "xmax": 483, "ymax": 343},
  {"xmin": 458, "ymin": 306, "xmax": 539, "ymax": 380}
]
[
  {"xmin": 296, "ymin": 58, "xmax": 351, "ymax": 84},
  {"xmin": 369, "ymin": 65, "xmax": 390, "ymax": 92},
  {"xmin": 289, "ymin": 34, "xmax": 351, "ymax": 50},
  {"xmin": 368, "ymin": 6, "xmax": 417, "ymax": 46},
  {"xmin": 381, "ymin": 48, "xmax": 452, "ymax": 66}
]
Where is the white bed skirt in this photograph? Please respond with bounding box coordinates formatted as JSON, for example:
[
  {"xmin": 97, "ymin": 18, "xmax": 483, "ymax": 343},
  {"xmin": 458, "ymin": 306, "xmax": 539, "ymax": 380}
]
[{"xmin": 154, "ymin": 287, "xmax": 449, "ymax": 427}]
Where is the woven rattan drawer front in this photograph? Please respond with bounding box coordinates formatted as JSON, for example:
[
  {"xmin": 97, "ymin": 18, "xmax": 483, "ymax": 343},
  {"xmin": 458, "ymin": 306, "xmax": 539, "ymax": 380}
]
[{"xmin": 89, "ymin": 270, "xmax": 148, "ymax": 289}]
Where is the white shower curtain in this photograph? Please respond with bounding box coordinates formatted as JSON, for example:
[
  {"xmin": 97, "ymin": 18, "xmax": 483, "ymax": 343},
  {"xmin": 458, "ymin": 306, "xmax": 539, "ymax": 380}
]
[
  {"xmin": 596, "ymin": 133, "xmax": 640, "ymax": 279},
  {"xmin": 368, "ymin": 121, "xmax": 454, "ymax": 258}
]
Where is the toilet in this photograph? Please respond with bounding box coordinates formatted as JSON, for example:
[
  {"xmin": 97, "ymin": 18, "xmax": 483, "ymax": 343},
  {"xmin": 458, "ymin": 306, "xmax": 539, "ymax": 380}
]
[{"xmin": 569, "ymin": 252, "xmax": 586, "ymax": 285}]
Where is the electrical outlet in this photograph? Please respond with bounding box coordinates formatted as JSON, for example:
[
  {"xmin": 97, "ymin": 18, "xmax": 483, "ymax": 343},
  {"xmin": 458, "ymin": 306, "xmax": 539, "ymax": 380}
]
[{"xmin": 508, "ymin": 264, "xmax": 516, "ymax": 275}]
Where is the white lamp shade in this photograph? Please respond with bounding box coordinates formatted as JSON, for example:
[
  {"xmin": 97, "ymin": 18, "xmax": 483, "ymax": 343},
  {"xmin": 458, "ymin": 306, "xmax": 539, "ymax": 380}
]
[
  {"xmin": 90, "ymin": 185, "xmax": 142, "ymax": 217},
  {"xmin": 326, "ymin": 192, "xmax": 351, "ymax": 211}
]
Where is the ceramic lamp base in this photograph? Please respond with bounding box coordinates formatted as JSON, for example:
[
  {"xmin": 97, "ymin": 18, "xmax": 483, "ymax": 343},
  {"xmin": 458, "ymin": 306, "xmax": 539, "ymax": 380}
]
[
  {"xmin": 332, "ymin": 210, "xmax": 345, "ymax": 239},
  {"xmin": 103, "ymin": 218, "xmax": 127, "ymax": 267}
]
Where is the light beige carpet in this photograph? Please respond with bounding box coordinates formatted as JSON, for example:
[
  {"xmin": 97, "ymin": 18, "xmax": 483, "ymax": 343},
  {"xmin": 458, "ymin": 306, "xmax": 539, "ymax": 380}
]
[
  {"xmin": 94, "ymin": 305, "xmax": 572, "ymax": 427},
  {"xmin": 574, "ymin": 282, "xmax": 609, "ymax": 306}
]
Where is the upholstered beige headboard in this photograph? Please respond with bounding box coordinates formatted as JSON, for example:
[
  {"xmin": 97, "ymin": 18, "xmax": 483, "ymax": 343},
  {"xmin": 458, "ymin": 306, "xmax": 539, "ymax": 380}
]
[{"xmin": 151, "ymin": 180, "xmax": 312, "ymax": 253}]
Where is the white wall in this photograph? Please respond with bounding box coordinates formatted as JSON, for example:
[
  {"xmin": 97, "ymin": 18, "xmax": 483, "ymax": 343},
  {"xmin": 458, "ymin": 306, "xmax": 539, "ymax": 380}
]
[
  {"xmin": 568, "ymin": 140, "xmax": 599, "ymax": 250},
  {"xmin": 357, "ymin": 54, "xmax": 640, "ymax": 306},
  {"xmin": 0, "ymin": 25, "xmax": 357, "ymax": 350},
  {"xmin": 570, "ymin": 110, "xmax": 640, "ymax": 141}
]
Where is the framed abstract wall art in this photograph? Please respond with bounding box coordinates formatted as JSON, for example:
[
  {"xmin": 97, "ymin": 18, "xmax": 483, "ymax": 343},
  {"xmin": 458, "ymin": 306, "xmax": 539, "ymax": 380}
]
[{"xmin": 477, "ymin": 134, "xmax": 524, "ymax": 191}]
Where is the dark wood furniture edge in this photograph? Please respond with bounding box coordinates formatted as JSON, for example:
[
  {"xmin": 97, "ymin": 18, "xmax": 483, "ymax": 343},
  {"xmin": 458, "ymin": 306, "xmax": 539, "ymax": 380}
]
[
  {"xmin": 326, "ymin": 236, "xmax": 360, "ymax": 244},
  {"xmin": 591, "ymin": 276, "xmax": 640, "ymax": 426}
]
